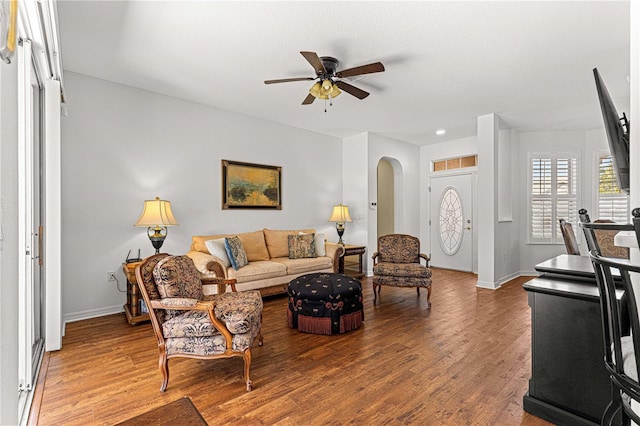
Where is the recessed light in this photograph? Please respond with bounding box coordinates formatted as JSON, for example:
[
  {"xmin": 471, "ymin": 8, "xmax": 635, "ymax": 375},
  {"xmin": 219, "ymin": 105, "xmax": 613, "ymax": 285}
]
[{"xmin": 436, "ymin": 129, "xmax": 446, "ymax": 135}]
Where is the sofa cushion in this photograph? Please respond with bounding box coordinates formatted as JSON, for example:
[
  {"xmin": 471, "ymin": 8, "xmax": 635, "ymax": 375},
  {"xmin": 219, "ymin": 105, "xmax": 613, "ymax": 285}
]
[
  {"xmin": 264, "ymin": 228, "xmax": 315, "ymax": 258},
  {"xmin": 204, "ymin": 238, "xmax": 231, "ymax": 268},
  {"xmin": 237, "ymin": 230, "xmax": 270, "ymax": 261},
  {"xmin": 271, "ymin": 256, "xmax": 333, "ymax": 275},
  {"xmin": 224, "ymin": 236, "xmax": 248, "ymax": 270},
  {"xmin": 226, "ymin": 260, "xmax": 287, "ymax": 283},
  {"xmin": 288, "ymin": 234, "xmax": 317, "ymax": 259}
]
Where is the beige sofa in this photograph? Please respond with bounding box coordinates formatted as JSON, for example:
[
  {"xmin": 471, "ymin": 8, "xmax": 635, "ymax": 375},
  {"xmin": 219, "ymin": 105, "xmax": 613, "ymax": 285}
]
[{"xmin": 186, "ymin": 229, "xmax": 344, "ymax": 296}]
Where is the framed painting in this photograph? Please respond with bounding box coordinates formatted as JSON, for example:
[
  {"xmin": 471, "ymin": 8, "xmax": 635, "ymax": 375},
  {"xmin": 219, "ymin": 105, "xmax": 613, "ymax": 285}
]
[{"xmin": 222, "ymin": 160, "xmax": 282, "ymax": 209}]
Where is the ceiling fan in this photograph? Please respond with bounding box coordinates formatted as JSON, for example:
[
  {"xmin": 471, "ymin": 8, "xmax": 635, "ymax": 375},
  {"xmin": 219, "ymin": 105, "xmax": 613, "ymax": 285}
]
[{"xmin": 264, "ymin": 51, "xmax": 385, "ymax": 108}]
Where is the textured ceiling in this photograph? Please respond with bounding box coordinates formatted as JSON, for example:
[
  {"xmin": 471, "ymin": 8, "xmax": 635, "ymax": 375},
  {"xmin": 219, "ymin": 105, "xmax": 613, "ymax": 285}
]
[{"xmin": 56, "ymin": 1, "xmax": 630, "ymax": 145}]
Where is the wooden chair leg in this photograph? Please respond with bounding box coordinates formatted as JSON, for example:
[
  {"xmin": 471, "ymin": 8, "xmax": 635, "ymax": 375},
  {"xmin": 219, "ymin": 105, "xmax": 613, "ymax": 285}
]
[
  {"xmin": 159, "ymin": 352, "xmax": 169, "ymax": 392},
  {"xmin": 257, "ymin": 313, "xmax": 264, "ymax": 346},
  {"xmin": 373, "ymin": 283, "xmax": 379, "ymax": 301},
  {"xmin": 416, "ymin": 287, "xmax": 420, "ymax": 296},
  {"xmin": 427, "ymin": 286, "xmax": 432, "ymax": 309},
  {"xmin": 243, "ymin": 349, "xmax": 253, "ymax": 391}
]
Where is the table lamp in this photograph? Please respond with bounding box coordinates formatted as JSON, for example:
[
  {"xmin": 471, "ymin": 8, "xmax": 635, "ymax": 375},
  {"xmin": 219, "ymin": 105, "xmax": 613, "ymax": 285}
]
[
  {"xmin": 134, "ymin": 197, "xmax": 179, "ymax": 254},
  {"xmin": 328, "ymin": 204, "xmax": 352, "ymax": 245}
]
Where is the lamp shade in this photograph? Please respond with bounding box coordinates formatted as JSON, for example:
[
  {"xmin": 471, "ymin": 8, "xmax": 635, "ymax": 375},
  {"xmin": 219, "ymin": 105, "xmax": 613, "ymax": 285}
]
[
  {"xmin": 134, "ymin": 197, "xmax": 179, "ymax": 227},
  {"xmin": 328, "ymin": 204, "xmax": 352, "ymax": 223}
]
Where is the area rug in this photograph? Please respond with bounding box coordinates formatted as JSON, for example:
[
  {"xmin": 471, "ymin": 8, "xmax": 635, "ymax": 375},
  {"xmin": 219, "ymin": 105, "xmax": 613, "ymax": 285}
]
[{"xmin": 115, "ymin": 396, "xmax": 207, "ymax": 425}]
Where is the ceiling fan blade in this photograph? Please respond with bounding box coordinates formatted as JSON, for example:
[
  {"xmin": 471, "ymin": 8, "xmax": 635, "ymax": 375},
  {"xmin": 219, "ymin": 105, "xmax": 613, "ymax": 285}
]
[
  {"xmin": 335, "ymin": 62, "xmax": 385, "ymax": 78},
  {"xmin": 264, "ymin": 77, "xmax": 315, "ymax": 84},
  {"xmin": 302, "ymin": 93, "xmax": 316, "ymax": 105},
  {"xmin": 300, "ymin": 51, "xmax": 326, "ymax": 75},
  {"xmin": 335, "ymin": 81, "xmax": 369, "ymax": 99}
]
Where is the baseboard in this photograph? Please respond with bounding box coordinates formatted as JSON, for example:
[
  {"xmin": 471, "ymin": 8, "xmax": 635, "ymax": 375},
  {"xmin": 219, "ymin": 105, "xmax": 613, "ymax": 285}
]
[
  {"xmin": 63, "ymin": 305, "xmax": 123, "ymax": 332},
  {"xmin": 498, "ymin": 271, "xmax": 521, "ymax": 285},
  {"xmin": 476, "ymin": 280, "xmax": 501, "ymax": 290},
  {"xmin": 476, "ymin": 271, "xmax": 539, "ymax": 290}
]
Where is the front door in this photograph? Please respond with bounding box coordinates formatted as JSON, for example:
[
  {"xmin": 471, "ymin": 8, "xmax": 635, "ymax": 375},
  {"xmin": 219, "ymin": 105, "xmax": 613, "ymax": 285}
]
[{"xmin": 429, "ymin": 173, "xmax": 474, "ymax": 272}]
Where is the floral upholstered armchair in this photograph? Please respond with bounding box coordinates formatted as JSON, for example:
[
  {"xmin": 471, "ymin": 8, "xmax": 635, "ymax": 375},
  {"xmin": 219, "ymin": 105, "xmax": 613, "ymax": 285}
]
[
  {"xmin": 372, "ymin": 234, "xmax": 432, "ymax": 308},
  {"xmin": 135, "ymin": 254, "xmax": 263, "ymax": 392}
]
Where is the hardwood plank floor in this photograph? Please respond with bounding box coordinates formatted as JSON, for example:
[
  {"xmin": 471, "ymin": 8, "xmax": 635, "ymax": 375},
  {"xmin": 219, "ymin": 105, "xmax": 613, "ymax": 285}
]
[{"xmin": 32, "ymin": 269, "xmax": 553, "ymax": 425}]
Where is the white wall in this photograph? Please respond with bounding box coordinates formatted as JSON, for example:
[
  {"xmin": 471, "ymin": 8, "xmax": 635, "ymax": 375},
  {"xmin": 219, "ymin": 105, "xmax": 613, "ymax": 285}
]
[
  {"xmin": 61, "ymin": 72, "xmax": 343, "ymax": 322},
  {"xmin": 367, "ymin": 133, "xmax": 421, "ymax": 274},
  {"xmin": 342, "ymin": 132, "xmax": 368, "ymax": 249},
  {"xmin": 420, "ymin": 136, "xmax": 478, "ymax": 270},
  {"xmin": 0, "ymin": 55, "xmax": 20, "ymax": 425},
  {"xmin": 495, "ymin": 129, "xmax": 520, "ymax": 284},
  {"xmin": 516, "ymin": 130, "xmax": 610, "ymax": 274},
  {"xmin": 419, "ymin": 128, "xmax": 612, "ymax": 283}
]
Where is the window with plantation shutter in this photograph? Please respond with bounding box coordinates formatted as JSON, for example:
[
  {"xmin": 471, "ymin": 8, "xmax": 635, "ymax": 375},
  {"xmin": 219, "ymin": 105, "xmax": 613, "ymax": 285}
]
[
  {"xmin": 528, "ymin": 153, "xmax": 580, "ymax": 243},
  {"xmin": 596, "ymin": 153, "xmax": 629, "ymax": 222}
]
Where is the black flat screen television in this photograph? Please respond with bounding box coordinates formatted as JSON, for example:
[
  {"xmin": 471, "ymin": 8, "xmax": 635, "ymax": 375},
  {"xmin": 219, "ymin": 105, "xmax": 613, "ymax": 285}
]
[{"xmin": 593, "ymin": 68, "xmax": 630, "ymax": 194}]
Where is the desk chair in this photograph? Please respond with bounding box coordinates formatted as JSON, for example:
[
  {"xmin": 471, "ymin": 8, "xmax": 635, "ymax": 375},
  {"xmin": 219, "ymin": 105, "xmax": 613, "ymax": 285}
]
[{"xmin": 583, "ymin": 208, "xmax": 640, "ymax": 425}]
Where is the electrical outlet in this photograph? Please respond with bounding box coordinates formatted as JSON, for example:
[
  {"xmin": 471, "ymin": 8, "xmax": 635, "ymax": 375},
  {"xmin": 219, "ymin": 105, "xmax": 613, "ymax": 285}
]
[{"xmin": 106, "ymin": 271, "xmax": 116, "ymax": 282}]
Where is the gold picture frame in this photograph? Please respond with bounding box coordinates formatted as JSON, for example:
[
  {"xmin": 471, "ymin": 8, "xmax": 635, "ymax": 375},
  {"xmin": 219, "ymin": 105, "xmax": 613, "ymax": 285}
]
[{"xmin": 222, "ymin": 160, "xmax": 282, "ymax": 209}]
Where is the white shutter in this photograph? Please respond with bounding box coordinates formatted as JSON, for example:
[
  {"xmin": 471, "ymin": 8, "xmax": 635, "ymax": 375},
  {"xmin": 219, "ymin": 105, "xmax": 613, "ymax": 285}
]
[
  {"xmin": 530, "ymin": 158, "xmax": 552, "ymax": 240},
  {"xmin": 556, "ymin": 157, "xmax": 578, "ymax": 237},
  {"xmin": 529, "ymin": 153, "xmax": 580, "ymax": 243}
]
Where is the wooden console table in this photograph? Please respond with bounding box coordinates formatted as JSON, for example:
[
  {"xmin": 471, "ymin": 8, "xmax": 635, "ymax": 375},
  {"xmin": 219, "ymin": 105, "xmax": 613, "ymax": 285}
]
[
  {"xmin": 122, "ymin": 261, "xmax": 149, "ymax": 325},
  {"xmin": 339, "ymin": 244, "xmax": 366, "ymax": 279}
]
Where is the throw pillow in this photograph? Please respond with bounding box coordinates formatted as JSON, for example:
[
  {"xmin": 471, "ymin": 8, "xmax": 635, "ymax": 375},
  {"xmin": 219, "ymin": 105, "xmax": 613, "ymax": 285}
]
[
  {"xmin": 300, "ymin": 231, "xmax": 326, "ymax": 256},
  {"xmin": 204, "ymin": 238, "xmax": 231, "ymax": 268},
  {"xmin": 288, "ymin": 234, "xmax": 317, "ymax": 259},
  {"xmin": 224, "ymin": 235, "xmax": 248, "ymax": 270},
  {"xmin": 264, "ymin": 228, "xmax": 316, "ymax": 258},
  {"xmin": 237, "ymin": 230, "xmax": 270, "ymax": 261}
]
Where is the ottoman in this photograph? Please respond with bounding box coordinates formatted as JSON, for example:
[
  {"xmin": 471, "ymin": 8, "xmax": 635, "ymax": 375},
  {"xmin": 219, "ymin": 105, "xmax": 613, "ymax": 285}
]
[{"xmin": 287, "ymin": 273, "xmax": 364, "ymax": 335}]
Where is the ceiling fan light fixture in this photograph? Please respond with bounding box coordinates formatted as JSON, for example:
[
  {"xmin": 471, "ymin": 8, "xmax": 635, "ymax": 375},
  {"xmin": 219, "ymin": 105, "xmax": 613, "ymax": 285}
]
[
  {"xmin": 309, "ymin": 82, "xmax": 322, "ymax": 97},
  {"xmin": 331, "ymin": 84, "xmax": 341, "ymax": 98},
  {"xmin": 322, "ymin": 79, "xmax": 333, "ymax": 92}
]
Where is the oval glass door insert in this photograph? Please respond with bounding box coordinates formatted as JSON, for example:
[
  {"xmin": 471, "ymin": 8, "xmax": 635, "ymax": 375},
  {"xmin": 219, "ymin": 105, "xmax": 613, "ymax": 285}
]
[{"xmin": 439, "ymin": 187, "xmax": 464, "ymax": 255}]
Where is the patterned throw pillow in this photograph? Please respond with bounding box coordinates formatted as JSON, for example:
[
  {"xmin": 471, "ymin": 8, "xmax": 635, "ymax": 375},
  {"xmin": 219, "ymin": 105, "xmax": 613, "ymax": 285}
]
[
  {"xmin": 224, "ymin": 236, "xmax": 248, "ymax": 270},
  {"xmin": 288, "ymin": 234, "xmax": 317, "ymax": 259},
  {"xmin": 300, "ymin": 231, "xmax": 325, "ymax": 256}
]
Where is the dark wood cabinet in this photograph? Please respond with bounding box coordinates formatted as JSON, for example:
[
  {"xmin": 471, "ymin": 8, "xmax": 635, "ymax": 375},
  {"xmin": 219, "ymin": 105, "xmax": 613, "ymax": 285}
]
[
  {"xmin": 339, "ymin": 244, "xmax": 366, "ymax": 279},
  {"xmin": 523, "ymin": 264, "xmax": 623, "ymax": 425}
]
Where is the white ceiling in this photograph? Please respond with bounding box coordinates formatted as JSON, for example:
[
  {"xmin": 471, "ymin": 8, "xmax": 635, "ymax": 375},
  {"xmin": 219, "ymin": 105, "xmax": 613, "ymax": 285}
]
[{"xmin": 56, "ymin": 1, "xmax": 630, "ymax": 146}]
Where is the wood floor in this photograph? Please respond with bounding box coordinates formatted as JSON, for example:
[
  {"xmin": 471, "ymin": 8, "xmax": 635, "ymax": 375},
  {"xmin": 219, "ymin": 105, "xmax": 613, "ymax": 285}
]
[{"xmin": 31, "ymin": 269, "xmax": 554, "ymax": 425}]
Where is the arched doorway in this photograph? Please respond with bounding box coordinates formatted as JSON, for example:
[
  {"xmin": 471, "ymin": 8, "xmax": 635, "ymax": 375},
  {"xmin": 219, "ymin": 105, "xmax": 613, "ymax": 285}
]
[{"xmin": 377, "ymin": 158, "xmax": 396, "ymax": 237}]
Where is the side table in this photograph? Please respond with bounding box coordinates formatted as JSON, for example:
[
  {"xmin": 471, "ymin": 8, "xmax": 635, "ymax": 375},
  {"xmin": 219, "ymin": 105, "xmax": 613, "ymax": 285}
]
[
  {"xmin": 339, "ymin": 244, "xmax": 366, "ymax": 279},
  {"xmin": 122, "ymin": 261, "xmax": 149, "ymax": 325}
]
